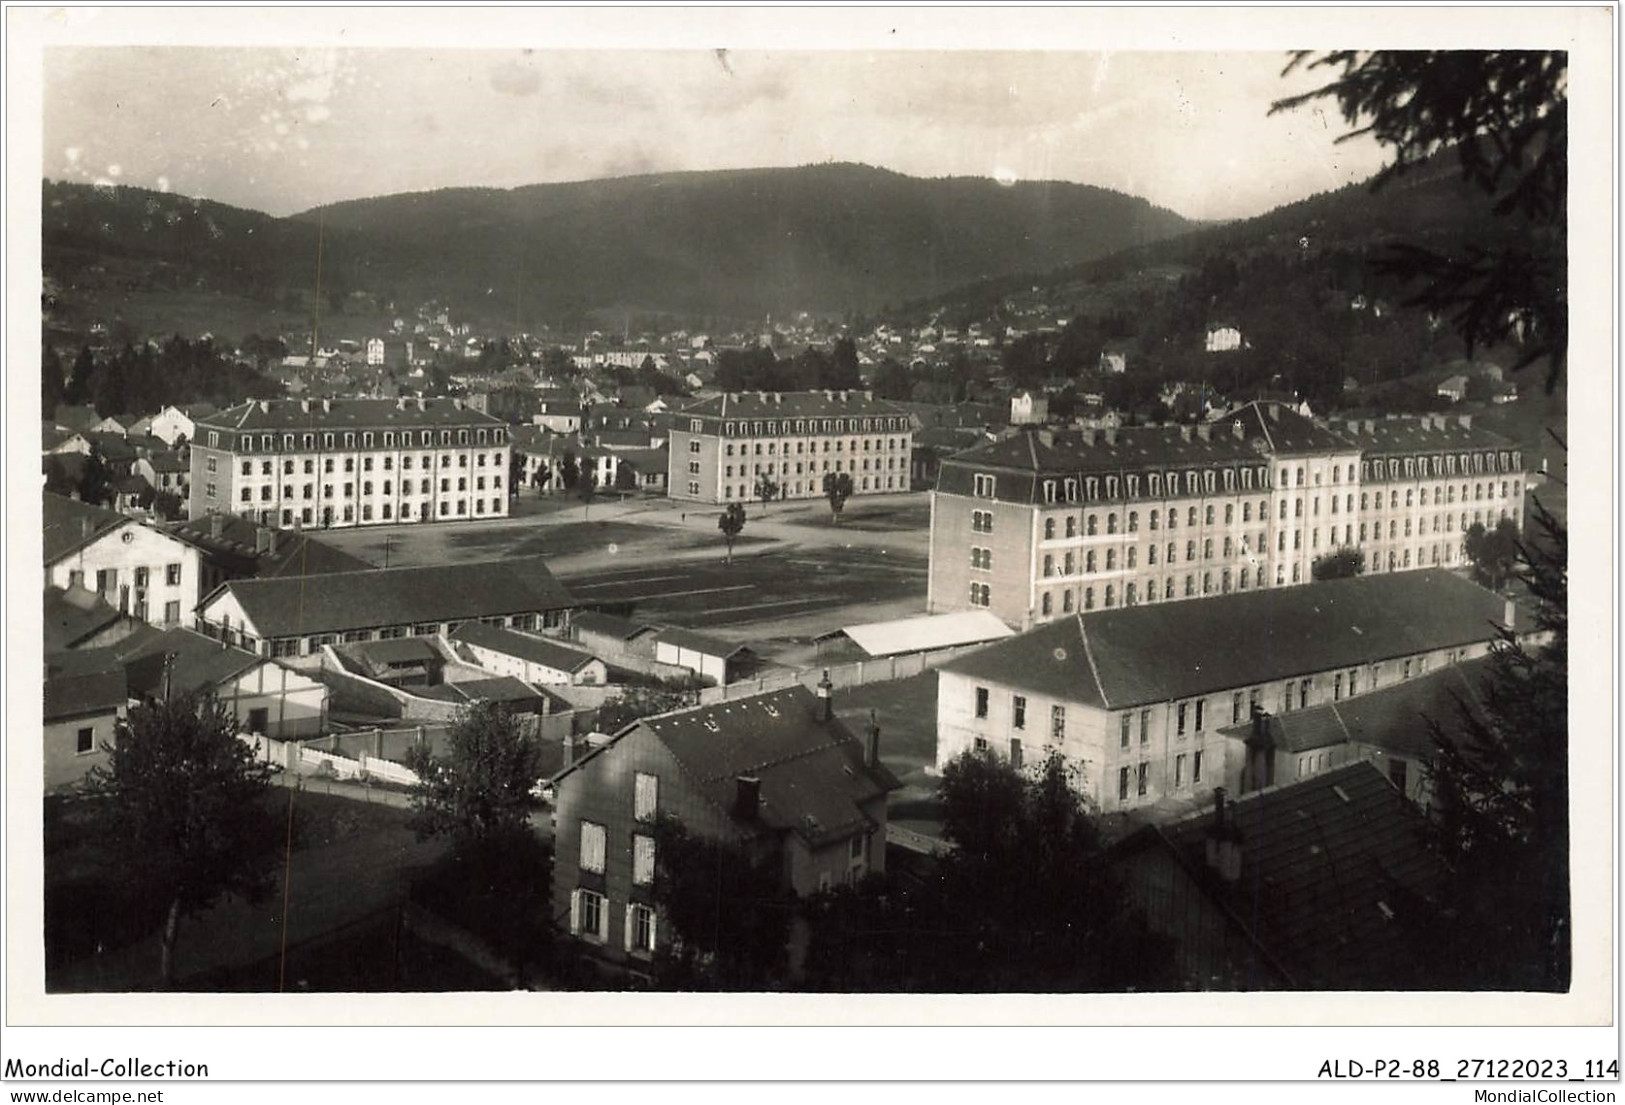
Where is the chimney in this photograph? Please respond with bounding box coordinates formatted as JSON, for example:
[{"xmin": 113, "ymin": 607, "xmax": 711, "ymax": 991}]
[
  {"xmin": 268, "ymin": 527, "xmax": 279, "ymax": 557},
  {"xmin": 1104, "ymin": 426, "xmax": 1118, "ymax": 447},
  {"xmin": 1204, "ymin": 787, "xmax": 1244, "ymax": 882},
  {"xmin": 321, "ymin": 398, "xmax": 331, "ymax": 414},
  {"xmin": 1458, "ymin": 414, "xmax": 1473, "ymax": 430},
  {"xmin": 255, "ymin": 526, "xmax": 271, "ymax": 555},
  {"xmin": 1363, "ymin": 419, "xmax": 1375, "ymax": 435},
  {"xmin": 301, "ymin": 399, "xmax": 312, "ymax": 414},
  {"xmin": 863, "ymin": 390, "xmax": 873, "ymax": 402},
  {"xmin": 1196, "ymin": 423, "xmax": 1211, "ymax": 442},
  {"xmin": 293, "ymin": 513, "xmax": 303, "ymax": 532},
  {"xmin": 210, "ymin": 513, "xmax": 225, "ymax": 540},
  {"xmin": 258, "ymin": 400, "xmax": 270, "ymax": 414},
  {"xmin": 1082, "ymin": 427, "xmax": 1097, "ymax": 448},
  {"xmin": 774, "ymin": 392, "xmax": 783, "ymax": 405},
  {"xmin": 453, "ymin": 397, "xmax": 464, "ymax": 411},
  {"xmin": 1036, "ymin": 428, "xmax": 1054, "ymax": 449},
  {"xmin": 757, "ymin": 391, "xmax": 768, "ymax": 404},
  {"xmin": 816, "ymin": 670, "xmax": 834, "ymax": 723},
  {"xmin": 81, "ymin": 516, "xmax": 94, "ymax": 539},
  {"xmin": 1267, "ymin": 405, "xmax": 1280, "ymax": 423},
  {"xmin": 1504, "ymin": 597, "xmax": 1516, "ymax": 631},
  {"xmin": 1179, "ymin": 425, "xmax": 1193, "ymax": 443},
  {"xmin": 397, "ymin": 397, "xmax": 407, "ymax": 411},
  {"xmin": 866, "ymin": 708, "xmax": 881, "ymax": 769},
  {"xmin": 733, "ymin": 775, "xmax": 762, "ymax": 821},
  {"xmin": 1232, "ymin": 419, "xmax": 1245, "ymax": 440}
]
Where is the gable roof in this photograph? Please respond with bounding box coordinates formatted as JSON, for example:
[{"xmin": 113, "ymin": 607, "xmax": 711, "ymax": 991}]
[
  {"xmin": 451, "ymin": 621, "xmax": 599, "ymax": 673},
  {"xmin": 207, "ymin": 556, "xmax": 574, "ymax": 639},
  {"xmin": 44, "ymin": 669, "xmax": 129, "ymax": 722},
  {"xmin": 616, "ymin": 686, "xmax": 900, "ymax": 848},
  {"xmin": 1219, "ymin": 656, "xmax": 1497, "ymax": 759},
  {"xmin": 42, "ymin": 586, "xmax": 133, "ymax": 652},
  {"xmin": 121, "ymin": 627, "xmax": 266, "ymax": 699},
  {"xmin": 164, "ymin": 515, "xmax": 372, "ymax": 579},
  {"xmin": 654, "ymin": 626, "xmax": 750, "ymax": 659},
  {"xmin": 1129, "ymin": 763, "xmax": 1447, "ymax": 989},
  {"xmin": 816, "ymin": 610, "xmax": 1015, "ymax": 658},
  {"xmin": 939, "ymin": 570, "xmax": 1510, "ymax": 710},
  {"xmin": 678, "ymin": 390, "xmax": 907, "ymax": 420},
  {"xmin": 42, "ymin": 492, "xmax": 131, "ymax": 564},
  {"xmin": 571, "ymin": 611, "xmax": 656, "ymax": 641}
]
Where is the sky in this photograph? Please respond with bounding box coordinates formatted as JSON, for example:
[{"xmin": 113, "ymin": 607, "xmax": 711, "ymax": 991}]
[{"xmin": 43, "ymin": 45, "xmax": 1391, "ymax": 222}]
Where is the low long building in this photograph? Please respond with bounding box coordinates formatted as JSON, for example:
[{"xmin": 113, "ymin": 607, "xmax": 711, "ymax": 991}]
[
  {"xmin": 667, "ymin": 390, "xmax": 914, "ymax": 505},
  {"xmin": 193, "ymin": 556, "xmax": 575, "ymax": 665},
  {"xmin": 935, "ymin": 569, "xmax": 1512, "ymax": 817}
]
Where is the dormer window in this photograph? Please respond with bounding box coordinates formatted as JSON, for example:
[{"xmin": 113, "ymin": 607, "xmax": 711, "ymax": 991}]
[
  {"xmin": 973, "ymin": 473, "xmax": 996, "ymax": 498},
  {"xmin": 1063, "ymin": 478, "xmax": 1079, "ymax": 501},
  {"xmin": 1042, "ymin": 480, "xmax": 1058, "ymax": 503}
]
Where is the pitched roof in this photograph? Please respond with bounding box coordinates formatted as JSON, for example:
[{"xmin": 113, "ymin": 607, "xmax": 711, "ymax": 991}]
[
  {"xmin": 654, "ymin": 626, "xmax": 750, "ymax": 659},
  {"xmin": 196, "ymin": 397, "xmax": 504, "ymax": 432},
  {"xmin": 209, "ymin": 556, "xmax": 574, "ymax": 638},
  {"xmin": 816, "ymin": 610, "xmax": 1015, "ymax": 658},
  {"xmin": 571, "ymin": 611, "xmax": 655, "ymax": 641},
  {"xmin": 53, "ymin": 405, "xmax": 101, "ymax": 433},
  {"xmin": 1218, "ymin": 656, "xmax": 1496, "ymax": 759},
  {"xmin": 42, "ymin": 586, "xmax": 130, "ymax": 652},
  {"xmin": 44, "ymin": 669, "xmax": 129, "ymax": 722},
  {"xmin": 451, "ymin": 621, "xmax": 599, "ymax": 672},
  {"xmin": 42, "ymin": 492, "xmax": 130, "ymax": 564},
  {"xmin": 164, "ymin": 515, "xmax": 372, "ymax": 579},
  {"xmin": 677, "ymin": 390, "xmax": 908, "ymax": 420},
  {"xmin": 121, "ymin": 627, "xmax": 266, "ymax": 699},
  {"xmin": 939, "ymin": 570, "xmax": 1510, "ymax": 709},
  {"xmin": 1134, "ymin": 763, "xmax": 1448, "ymax": 988},
  {"xmin": 626, "ymin": 686, "xmax": 901, "ymax": 847},
  {"xmin": 348, "ymin": 636, "xmax": 442, "ymax": 666}
]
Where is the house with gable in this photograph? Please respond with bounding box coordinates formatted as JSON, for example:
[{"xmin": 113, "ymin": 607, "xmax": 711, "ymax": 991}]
[{"xmin": 549, "ymin": 680, "xmax": 899, "ymax": 973}]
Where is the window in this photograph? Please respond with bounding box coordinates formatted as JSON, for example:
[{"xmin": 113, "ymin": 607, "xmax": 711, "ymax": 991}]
[
  {"xmin": 1120, "ymin": 713, "xmax": 1131, "ymax": 749},
  {"xmin": 628, "ymin": 902, "xmax": 657, "ymax": 954},
  {"xmin": 1118, "ymin": 767, "xmax": 1130, "ymax": 802},
  {"xmin": 972, "ymin": 510, "xmax": 993, "ymax": 534},
  {"xmin": 975, "ymin": 687, "xmax": 989, "ymax": 719},
  {"xmin": 1009, "ymin": 739, "xmax": 1024, "ymax": 770},
  {"xmin": 76, "ymin": 726, "xmax": 94, "ymax": 755},
  {"xmin": 573, "ymin": 888, "xmax": 608, "ymax": 941},
  {"xmin": 1137, "ymin": 762, "xmax": 1148, "ymax": 797},
  {"xmin": 1232, "ymin": 692, "xmax": 1244, "ymax": 725},
  {"xmin": 1014, "ymin": 696, "xmax": 1027, "ymax": 730},
  {"xmin": 1192, "ymin": 750, "xmax": 1203, "ymax": 784},
  {"xmin": 579, "ymin": 821, "xmax": 607, "ymax": 874},
  {"xmin": 969, "ymin": 582, "xmax": 990, "ymax": 607},
  {"xmin": 1176, "ymin": 702, "xmax": 1188, "ymax": 736},
  {"xmin": 973, "ymin": 473, "xmax": 995, "ymax": 498},
  {"xmin": 632, "ymin": 834, "xmax": 656, "ymax": 886},
  {"xmin": 1175, "ymin": 754, "xmax": 1186, "ymax": 788},
  {"xmin": 1050, "ymin": 705, "xmax": 1066, "ymax": 739},
  {"xmin": 633, "ymin": 772, "xmax": 659, "ymax": 820}
]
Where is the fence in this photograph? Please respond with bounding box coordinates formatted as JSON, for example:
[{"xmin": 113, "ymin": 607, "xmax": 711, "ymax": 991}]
[
  {"xmin": 240, "ymin": 732, "xmax": 423, "ymax": 787},
  {"xmin": 697, "ymin": 642, "xmax": 990, "ymax": 704}
]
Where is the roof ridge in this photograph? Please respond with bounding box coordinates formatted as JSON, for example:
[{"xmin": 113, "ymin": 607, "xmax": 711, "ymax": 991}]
[{"xmin": 1075, "ymin": 615, "xmax": 1110, "ymax": 710}]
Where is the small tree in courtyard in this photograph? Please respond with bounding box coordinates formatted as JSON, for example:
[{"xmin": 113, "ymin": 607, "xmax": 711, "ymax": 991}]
[
  {"xmin": 753, "ymin": 474, "xmax": 780, "ymax": 514},
  {"xmin": 405, "ymin": 702, "xmax": 552, "ymax": 986},
  {"xmin": 822, "ymin": 472, "xmax": 854, "ymax": 524},
  {"xmin": 717, "ymin": 502, "xmax": 746, "ymax": 565},
  {"xmin": 84, "ymin": 693, "xmax": 282, "ymax": 988}
]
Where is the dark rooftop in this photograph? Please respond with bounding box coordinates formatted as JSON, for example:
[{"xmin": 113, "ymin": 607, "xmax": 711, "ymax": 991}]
[
  {"xmin": 939, "ymin": 570, "xmax": 1512, "ymax": 709},
  {"xmin": 451, "ymin": 621, "xmax": 599, "ymax": 673}
]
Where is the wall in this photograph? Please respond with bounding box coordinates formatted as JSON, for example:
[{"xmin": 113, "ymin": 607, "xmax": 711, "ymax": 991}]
[
  {"xmin": 43, "ymin": 709, "xmax": 120, "ymax": 794},
  {"xmin": 552, "ymin": 727, "xmax": 727, "ymax": 967},
  {"xmin": 926, "ymin": 490, "xmax": 1035, "ymax": 629},
  {"xmin": 216, "ymin": 661, "xmax": 330, "ymax": 740},
  {"xmin": 695, "ymin": 642, "xmax": 991, "ymax": 705},
  {"xmin": 48, "ymin": 523, "xmax": 201, "ymax": 630},
  {"xmin": 458, "ymin": 639, "xmax": 608, "ymax": 687}
]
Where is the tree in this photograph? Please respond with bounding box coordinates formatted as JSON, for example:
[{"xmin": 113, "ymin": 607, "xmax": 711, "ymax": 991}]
[
  {"xmin": 1424, "ymin": 500, "xmax": 1567, "ymax": 990},
  {"xmin": 822, "ymin": 472, "xmax": 854, "ymax": 524},
  {"xmin": 78, "ymin": 447, "xmax": 115, "ymax": 507},
  {"xmin": 508, "ymin": 451, "xmax": 526, "ymax": 497},
  {"xmin": 64, "ymin": 345, "xmax": 95, "ymax": 407},
  {"xmin": 717, "ymin": 502, "xmax": 746, "ymax": 565},
  {"xmin": 560, "ymin": 451, "xmax": 580, "ymax": 492},
  {"xmin": 803, "ymin": 749, "xmax": 1177, "ymax": 992},
  {"xmin": 1311, "ymin": 546, "xmax": 1366, "ymax": 580},
  {"xmin": 1464, "ymin": 517, "xmax": 1521, "ymax": 591},
  {"xmin": 42, "ymin": 346, "xmax": 66, "ymax": 415},
  {"xmin": 594, "ymin": 681, "xmax": 697, "ymax": 732},
  {"xmin": 648, "ymin": 812, "xmax": 795, "ymax": 990},
  {"xmin": 403, "ymin": 702, "xmax": 552, "ymax": 987},
  {"xmin": 868, "ymin": 357, "xmax": 912, "ymax": 401},
  {"xmin": 614, "ymin": 463, "xmax": 639, "ymax": 493},
  {"xmin": 752, "ymin": 473, "xmax": 780, "ymax": 514},
  {"xmin": 84, "ymin": 693, "xmax": 282, "ymax": 988},
  {"xmin": 1272, "ymin": 51, "xmax": 1567, "ymax": 391}
]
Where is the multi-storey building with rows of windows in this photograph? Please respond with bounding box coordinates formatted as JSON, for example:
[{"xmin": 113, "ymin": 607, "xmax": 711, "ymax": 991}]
[
  {"xmin": 188, "ymin": 398, "xmax": 512, "ymax": 529},
  {"xmin": 666, "ymin": 390, "xmax": 913, "ymax": 505},
  {"xmin": 928, "ymin": 402, "xmax": 1524, "ymax": 630}
]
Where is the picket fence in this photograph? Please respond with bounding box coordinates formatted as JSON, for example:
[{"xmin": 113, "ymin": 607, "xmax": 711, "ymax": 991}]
[{"xmin": 240, "ymin": 732, "xmax": 422, "ymax": 788}]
